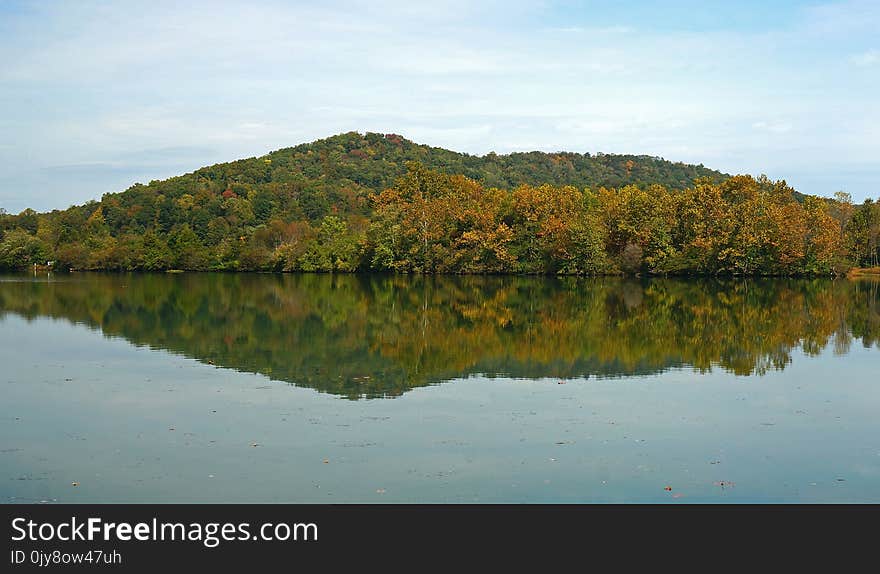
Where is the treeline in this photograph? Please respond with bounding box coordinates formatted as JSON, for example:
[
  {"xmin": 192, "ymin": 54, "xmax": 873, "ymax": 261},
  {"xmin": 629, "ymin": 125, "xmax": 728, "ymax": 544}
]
[
  {"xmin": 362, "ymin": 167, "xmax": 870, "ymax": 276},
  {"xmin": 0, "ymin": 132, "xmax": 878, "ymax": 275}
]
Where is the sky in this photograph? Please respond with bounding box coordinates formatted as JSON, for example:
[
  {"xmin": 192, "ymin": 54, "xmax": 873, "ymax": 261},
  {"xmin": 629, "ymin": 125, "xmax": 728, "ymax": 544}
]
[{"xmin": 0, "ymin": 0, "xmax": 878, "ymax": 213}]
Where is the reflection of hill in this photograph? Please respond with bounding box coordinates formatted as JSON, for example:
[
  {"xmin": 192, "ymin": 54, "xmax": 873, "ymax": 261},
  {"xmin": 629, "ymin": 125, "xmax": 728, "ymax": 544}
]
[{"xmin": 0, "ymin": 273, "xmax": 878, "ymax": 398}]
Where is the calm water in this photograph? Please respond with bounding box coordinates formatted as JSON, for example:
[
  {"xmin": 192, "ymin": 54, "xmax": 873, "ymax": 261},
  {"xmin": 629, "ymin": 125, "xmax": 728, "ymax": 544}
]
[{"xmin": 1, "ymin": 272, "xmax": 879, "ymax": 503}]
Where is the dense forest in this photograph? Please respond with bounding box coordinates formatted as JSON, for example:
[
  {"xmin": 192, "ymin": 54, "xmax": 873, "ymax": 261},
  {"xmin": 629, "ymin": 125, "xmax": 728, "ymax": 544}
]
[
  {"xmin": 1, "ymin": 274, "xmax": 877, "ymax": 398},
  {"xmin": 1, "ymin": 132, "xmax": 878, "ymax": 275}
]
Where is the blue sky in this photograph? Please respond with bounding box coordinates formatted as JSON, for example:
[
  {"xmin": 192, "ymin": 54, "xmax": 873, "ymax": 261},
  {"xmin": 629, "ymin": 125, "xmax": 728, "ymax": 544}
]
[{"xmin": 1, "ymin": 0, "xmax": 877, "ymax": 212}]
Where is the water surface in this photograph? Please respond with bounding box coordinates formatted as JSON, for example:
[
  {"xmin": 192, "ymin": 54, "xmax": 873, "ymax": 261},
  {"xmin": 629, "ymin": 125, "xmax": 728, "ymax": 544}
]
[{"xmin": 1, "ymin": 273, "xmax": 878, "ymax": 502}]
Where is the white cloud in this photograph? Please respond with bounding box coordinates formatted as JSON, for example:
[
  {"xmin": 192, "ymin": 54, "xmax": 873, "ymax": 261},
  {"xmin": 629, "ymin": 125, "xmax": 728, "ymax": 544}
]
[
  {"xmin": 752, "ymin": 121, "xmax": 793, "ymax": 134},
  {"xmin": 852, "ymin": 49, "xmax": 879, "ymax": 67}
]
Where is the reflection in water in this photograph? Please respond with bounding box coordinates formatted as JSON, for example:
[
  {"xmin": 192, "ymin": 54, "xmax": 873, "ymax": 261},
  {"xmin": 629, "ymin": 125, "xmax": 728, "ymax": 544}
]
[{"xmin": 0, "ymin": 273, "xmax": 878, "ymax": 398}]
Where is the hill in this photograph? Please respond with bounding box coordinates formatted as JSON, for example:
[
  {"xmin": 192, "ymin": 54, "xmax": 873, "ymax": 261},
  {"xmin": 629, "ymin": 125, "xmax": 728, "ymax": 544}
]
[
  {"xmin": 101, "ymin": 131, "xmax": 730, "ymax": 226},
  {"xmin": 0, "ymin": 131, "xmax": 876, "ymax": 275},
  {"xmin": 218, "ymin": 130, "xmax": 728, "ymax": 190}
]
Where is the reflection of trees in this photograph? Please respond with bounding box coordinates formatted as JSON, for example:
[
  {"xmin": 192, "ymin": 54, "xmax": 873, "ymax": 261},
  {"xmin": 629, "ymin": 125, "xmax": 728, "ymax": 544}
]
[{"xmin": 1, "ymin": 273, "xmax": 878, "ymax": 399}]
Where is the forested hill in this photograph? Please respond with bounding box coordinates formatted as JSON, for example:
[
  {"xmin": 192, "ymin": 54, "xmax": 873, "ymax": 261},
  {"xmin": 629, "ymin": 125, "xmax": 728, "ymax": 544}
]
[
  {"xmin": 115, "ymin": 131, "xmax": 729, "ymax": 224},
  {"xmin": 2, "ymin": 131, "xmax": 878, "ymax": 275},
  {"xmin": 210, "ymin": 131, "xmax": 729, "ymax": 192}
]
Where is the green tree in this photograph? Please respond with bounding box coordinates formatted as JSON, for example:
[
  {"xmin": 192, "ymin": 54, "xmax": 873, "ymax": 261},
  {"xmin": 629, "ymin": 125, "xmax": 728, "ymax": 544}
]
[
  {"xmin": 0, "ymin": 229, "xmax": 47, "ymax": 269},
  {"xmin": 140, "ymin": 230, "xmax": 173, "ymax": 271}
]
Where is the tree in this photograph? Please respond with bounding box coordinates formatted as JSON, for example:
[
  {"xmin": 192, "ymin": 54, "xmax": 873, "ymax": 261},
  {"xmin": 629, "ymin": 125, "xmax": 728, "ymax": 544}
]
[
  {"xmin": 802, "ymin": 196, "xmax": 840, "ymax": 274},
  {"xmin": 0, "ymin": 229, "xmax": 47, "ymax": 269},
  {"xmin": 306, "ymin": 216, "xmax": 362, "ymax": 272},
  {"xmin": 140, "ymin": 230, "xmax": 172, "ymax": 271},
  {"xmin": 370, "ymin": 162, "xmax": 456, "ymax": 272},
  {"xmin": 561, "ymin": 214, "xmax": 609, "ymax": 275},
  {"xmin": 168, "ymin": 224, "xmax": 208, "ymax": 270},
  {"xmin": 16, "ymin": 208, "xmax": 39, "ymax": 234}
]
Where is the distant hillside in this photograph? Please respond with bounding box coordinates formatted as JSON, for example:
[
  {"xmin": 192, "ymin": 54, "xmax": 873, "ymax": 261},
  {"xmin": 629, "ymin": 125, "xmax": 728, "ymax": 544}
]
[
  {"xmin": 100, "ymin": 131, "xmax": 729, "ymax": 225},
  {"xmin": 2, "ymin": 131, "xmax": 875, "ymax": 276},
  {"xmin": 199, "ymin": 131, "xmax": 729, "ymax": 192}
]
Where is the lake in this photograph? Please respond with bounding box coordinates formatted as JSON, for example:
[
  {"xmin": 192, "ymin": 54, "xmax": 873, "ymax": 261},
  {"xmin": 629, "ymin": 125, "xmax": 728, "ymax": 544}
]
[{"xmin": 1, "ymin": 272, "xmax": 878, "ymax": 503}]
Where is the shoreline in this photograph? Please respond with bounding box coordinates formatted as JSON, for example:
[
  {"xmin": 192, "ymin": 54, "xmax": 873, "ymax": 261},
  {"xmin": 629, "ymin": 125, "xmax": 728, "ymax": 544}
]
[
  {"xmin": 6, "ymin": 267, "xmax": 864, "ymax": 279},
  {"xmin": 847, "ymin": 267, "xmax": 880, "ymax": 278}
]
